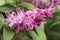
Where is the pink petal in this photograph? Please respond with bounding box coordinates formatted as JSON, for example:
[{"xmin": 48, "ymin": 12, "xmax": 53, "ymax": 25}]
[
  {"xmin": 33, "ymin": 0, "xmax": 38, "ymax": 8},
  {"xmin": 4, "ymin": 18, "xmax": 9, "ymax": 24},
  {"xmin": 14, "ymin": 26, "xmax": 20, "ymax": 33},
  {"xmin": 25, "ymin": 11, "xmax": 32, "ymax": 17},
  {"xmin": 22, "ymin": 9, "xmax": 24, "ymax": 12},
  {"xmin": 9, "ymin": 22, "xmax": 14, "ymax": 27},
  {"xmin": 18, "ymin": 23, "xmax": 24, "ymax": 29},
  {"xmin": 16, "ymin": 8, "xmax": 21, "ymax": 14},
  {"xmin": 48, "ymin": 8, "xmax": 54, "ymax": 13},
  {"xmin": 15, "ymin": 18, "xmax": 20, "ymax": 23},
  {"xmin": 26, "ymin": 24, "xmax": 33, "ymax": 30},
  {"xmin": 11, "ymin": 12, "xmax": 16, "ymax": 17},
  {"xmin": 5, "ymin": 12, "xmax": 10, "ymax": 17}
]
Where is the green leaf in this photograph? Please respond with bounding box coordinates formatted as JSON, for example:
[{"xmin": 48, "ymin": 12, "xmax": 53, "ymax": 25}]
[
  {"xmin": 49, "ymin": 21, "xmax": 60, "ymax": 28},
  {"xmin": 35, "ymin": 23, "xmax": 47, "ymax": 40},
  {"xmin": 48, "ymin": 31, "xmax": 60, "ymax": 37},
  {"xmin": 16, "ymin": 31, "xmax": 31, "ymax": 40},
  {"xmin": 16, "ymin": 31, "xmax": 25, "ymax": 38},
  {"xmin": 3, "ymin": 27, "xmax": 14, "ymax": 40},
  {"xmin": 5, "ymin": 0, "xmax": 16, "ymax": 5},
  {"xmin": 28, "ymin": 31, "xmax": 40, "ymax": 40},
  {"xmin": 0, "ymin": 7, "xmax": 13, "ymax": 12},
  {"xmin": 0, "ymin": 0, "xmax": 5, "ymax": 6},
  {"xmin": 57, "ymin": 5, "xmax": 60, "ymax": 10},
  {"xmin": 20, "ymin": 2, "xmax": 34, "ymax": 10},
  {"xmin": 23, "ymin": 35, "xmax": 30, "ymax": 40},
  {"xmin": 0, "ymin": 13, "xmax": 4, "ymax": 29}
]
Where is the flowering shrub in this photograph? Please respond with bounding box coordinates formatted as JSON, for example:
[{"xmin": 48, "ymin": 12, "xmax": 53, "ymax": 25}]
[{"xmin": 0, "ymin": 0, "xmax": 60, "ymax": 40}]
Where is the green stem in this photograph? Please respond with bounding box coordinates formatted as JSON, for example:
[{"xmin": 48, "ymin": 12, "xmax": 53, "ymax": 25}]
[
  {"xmin": 35, "ymin": 23, "xmax": 47, "ymax": 40},
  {"xmin": 28, "ymin": 31, "xmax": 40, "ymax": 40}
]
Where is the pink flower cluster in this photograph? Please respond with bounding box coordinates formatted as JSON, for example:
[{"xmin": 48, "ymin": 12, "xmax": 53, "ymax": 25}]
[
  {"xmin": 33, "ymin": 0, "xmax": 59, "ymax": 8},
  {"xmin": 4, "ymin": 0, "xmax": 56, "ymax": 33},
  {"xmin": 4, "ymin": 7, "xmax": 54, "ymax": 33}
]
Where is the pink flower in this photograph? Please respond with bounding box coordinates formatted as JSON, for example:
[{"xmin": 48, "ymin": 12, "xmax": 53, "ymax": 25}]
[
  {"xmin": 25, "ymin": 11, "xmax": 36, "ymax": 19},
  {"xmin": 34, "ymin": 16, "xmax": 46, "ymax": 26},
  {"xmin": 44, "ymin": 8, "xmax": 54, "ymax": 18},
  {"xmin": 16, "ymin": 8, "xmax": 25, "ymax": 23},
  {"xmin": 14, "ymin": 23, "xmax": 24, "ymax": 33},
  {"xmin": 4, "ymin": 12, "xmax": 17, "ymax": 27},
  {"xmin": 4, "ymin": 7, "xmax": 55, "ymax": 33},
  {"xmin": 22, "ymin": 17, "xmax": 35, "ymax": 30},
  {"xmin": 25, "ymin": 8, "xmax": 40, "ymax": 19},
  {"xmin": 33, "ymin": 0, "xmax": 59, "ymax": 8}
]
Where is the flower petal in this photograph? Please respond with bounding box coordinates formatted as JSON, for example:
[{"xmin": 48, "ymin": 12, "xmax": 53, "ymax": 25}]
[
  {"xmin": 26, "ymin": 24, "xmax": 33, "ymax": 30},
  {"xmin": 9, "ymin": 22, "xmax": 14, "ymax": 27},
  {"xmin": 14, "ymin": 26, "xmax": 20, "ymax": 33},
  {"xmin": 5, "ymin": 12, "xmax": 10, "ymax": 17},
  {"xmin": 16, "ymin": 8, "xmax": 21, "ymax": 14},
  {"xmin": 15, "ymin": 19, "xmax": 19, "ymax": 23},
  {"xmin": 33, "ymin": 0, "xmax": 38, "ymax": 8},
  {"xmin": 18, "ymin": 23, "xmax": 24, "ymax": 30},
  {"xmin": 11, "ymin": 12, "xmax": 16, "ymax": 17},
  {"xmin": 4, "ymin": 18, "xmax": 9, "ymax": 24}
]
